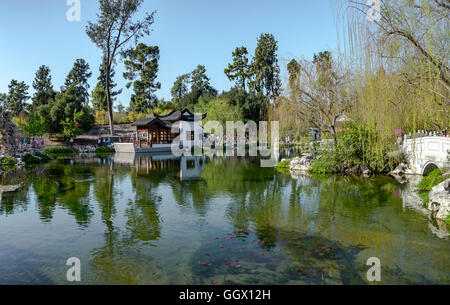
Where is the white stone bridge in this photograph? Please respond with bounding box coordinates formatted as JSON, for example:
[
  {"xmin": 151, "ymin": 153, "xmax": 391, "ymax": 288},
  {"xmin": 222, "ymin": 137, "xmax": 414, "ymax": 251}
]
[{"xmin": 402, "ymin": 135, "xmax": 450, "ymax": 175}]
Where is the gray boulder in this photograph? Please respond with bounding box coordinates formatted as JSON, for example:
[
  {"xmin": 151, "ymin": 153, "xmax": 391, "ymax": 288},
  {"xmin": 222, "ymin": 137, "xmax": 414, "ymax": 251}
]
[
  {"xmin": 428, "ymin": 178, "xmax": 450, "ymax": 220},
  {"xmin": 290, "ymin": 154, "xmax": 313, "ymax": 172},
  {"xmin": 361, "ymin": 164, "xmax": 371, "ymax": 176},
  {"xmin": 390, "ymin": 163, "xmax": 415, "ymax": 176}
]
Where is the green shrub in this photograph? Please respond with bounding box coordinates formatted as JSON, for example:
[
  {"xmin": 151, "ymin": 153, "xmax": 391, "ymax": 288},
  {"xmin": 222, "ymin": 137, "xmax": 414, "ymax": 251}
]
[
  {"xmin": 310, "ymin": 154, "xmax": 339, "ymax": 174},
  {"xmin": 309, "ymin": 122, "xmax": 396, "ymax": 174},
  {"xmin": 417, "ymin": 168, "xmax": 448, "ymax": 191},
  {"xmin": 95, "ymin": 146, "xmax": 115, "ymax": 154},
  {"xmin": 74, "ymin": 106, "xmax": 95, "ymax": 132},
  {"xmin": 44, "ymin": 146, "xmax": 77, "ymax": 154},
  {"xmin": 275, "ymin": 159, "xmax": 292, "ymax": 169},
  {"xmin": 22, "ymin": 152, "xmax": 52, "ymax": 165},
  {"xmin": 1, "ymin": 156, "xmax": 17, "ymax": 166},
  {"xmin": 60, "ymin": 118, "xmax": 82, "ymax": 140},
  {"xmin": 36, "ymin": 152, "xmax": 52, "ymax": 163},
  {"xmin": 23, "ymin": 154, "xmax": 42, "ymax": 165},
  {"xmin": 274, "ymin": 158, "xmax": 293, "ymax": 174}
]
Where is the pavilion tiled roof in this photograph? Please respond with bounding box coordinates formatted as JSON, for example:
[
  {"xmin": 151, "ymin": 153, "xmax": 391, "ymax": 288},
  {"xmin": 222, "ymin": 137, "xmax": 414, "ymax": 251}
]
[
  {"xmin": 131, "ymin": 117, "xmax": 158, "ymax": 126},
  {"xmin": 131, "ymin": 109, "xmax": 207, "ymax": 126}
]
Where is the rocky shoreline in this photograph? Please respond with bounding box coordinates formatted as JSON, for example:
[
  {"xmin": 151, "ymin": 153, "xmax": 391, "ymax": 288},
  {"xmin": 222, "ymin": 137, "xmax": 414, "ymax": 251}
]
[
  {"xmin": 427, "ymin": 178, "xmax": 450, "ymax": 221},
  {"xmin": 288, "ymin": 154, "xmax": 371, "ymax": 176}
]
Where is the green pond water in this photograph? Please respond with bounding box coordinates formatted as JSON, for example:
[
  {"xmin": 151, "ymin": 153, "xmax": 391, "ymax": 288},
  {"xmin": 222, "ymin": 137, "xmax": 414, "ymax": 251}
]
[{"xmin": 0, "ymin": 154, "xmax": 448, "ymax": 285}]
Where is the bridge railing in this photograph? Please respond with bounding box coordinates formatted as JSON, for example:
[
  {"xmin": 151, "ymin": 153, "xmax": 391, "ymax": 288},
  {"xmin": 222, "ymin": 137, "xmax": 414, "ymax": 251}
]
[{"xmin": 402, "ymin": 130, "xmax": 450, "ymax": 141}]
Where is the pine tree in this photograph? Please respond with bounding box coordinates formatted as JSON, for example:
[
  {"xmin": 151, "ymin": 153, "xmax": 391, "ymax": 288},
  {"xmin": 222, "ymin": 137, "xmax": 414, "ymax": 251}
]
[
  {"xmin": 123, "ymin": 43, "xmax": 161, "ymax": 112},
  {"xmin": 190, "ymin": 65, "xmax": 217, "ymax": 96},
  {"xmin": 32, "ymin": 65, "xmax": 55, "ymax": 109},
  {"xmin": 86, "ymin": 0, "xmax": 155, "ymax": 135},
  {"xmin": 224, "ymin": 46, "xmax": 251, "ymax": 91},
  {"xmin": 92, "ymin": 57, "xmax": 122, "ymax": 111},
  {"xmin": 250, "ymin": 33, "xmax": 281, "ymax": 99},
  {"xmin": 6, "ymin": 80, "xmax": 30, "ymax": 116},
  {"xmin": 64, "ymin": 59, "xmax": 92, "ymax": 107}
]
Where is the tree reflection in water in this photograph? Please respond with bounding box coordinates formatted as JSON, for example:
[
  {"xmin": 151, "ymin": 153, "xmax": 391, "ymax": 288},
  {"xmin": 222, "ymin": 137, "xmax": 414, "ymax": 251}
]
[{"xmin": 0, "ymin": 154, "xmax": 448, "ymax": 284}]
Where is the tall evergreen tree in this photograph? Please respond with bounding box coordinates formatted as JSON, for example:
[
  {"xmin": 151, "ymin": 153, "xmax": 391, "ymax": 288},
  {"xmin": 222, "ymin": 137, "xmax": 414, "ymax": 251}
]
[
  {"xmin": 171, "ymin": 74, "xmax": 190, "ymax": 100},
  {"xmin": 287, "ymin": 59, "xmax": 301, "ymax": 90},
  {"xmin": 250, "ymin": 33, "xmax": 281, "ymax": 99},
  {"xmin": 170, "ymin": 73, "xmax": 191, "ymax": 109},
  {"xmin": 64, "ymin": 59, "xmax": 92, "ymax": 107},
  {"xmin": 190, "ymin": 65, "xmax": 217, "ymax": 96},
  {"xmin": 32, "ymin": 65, "xmax": 55, "ymax": 109},
  {"xmin": 224, "ymin": 46, "xmax": 251, "ymax": 91},
  {"xmin": 123, "ymin": 43, "xmax": 161, "ymax": 112},
  {"xmin": 6, "ymin": 80, "xmax": 30, "ymax": 116},
  {"xmin": 86, "ymin": 0, "xmax": 155, "ymax": 135},
  {"xmin": 92, "ymin": 57, "xmax": 122, "ymax": 111}
]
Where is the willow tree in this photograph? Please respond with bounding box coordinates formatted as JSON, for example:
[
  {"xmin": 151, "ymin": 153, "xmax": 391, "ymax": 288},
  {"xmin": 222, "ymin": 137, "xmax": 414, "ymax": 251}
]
[
  {"xmin": 292, "ymin": 52, "xmax": 352, "ymax": 144},
  {"xmin": 345, "ymin": 0, "xmax": 449, "ymax": 132},
  {"xmin": 86, "ymin": 0, "xmax": 155, "ymax": 135}
]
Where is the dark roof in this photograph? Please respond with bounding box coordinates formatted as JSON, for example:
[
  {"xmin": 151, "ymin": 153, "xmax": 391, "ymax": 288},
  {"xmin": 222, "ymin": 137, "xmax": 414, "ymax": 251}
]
[
  {"xmin": 154, "ymin": 110, "xmax": 182, "ymax": 121},
  {"xmin": 131, "ymin": 109, "xmax": 207, "ymax": 127},
  {"xmin": 131, "ymin": 117, "xmax": 157, "ymax": 126},
  {"xmin": 154, "ymin": 109, "xmax": 207, "ymax": 121}
]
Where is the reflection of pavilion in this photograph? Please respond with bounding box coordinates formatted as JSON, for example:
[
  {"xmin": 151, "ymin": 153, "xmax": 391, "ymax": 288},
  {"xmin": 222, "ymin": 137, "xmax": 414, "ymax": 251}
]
[
  {"xmin": 179, "ymin": 155, "xmax": 206, "ymax": 181},
  {"xmin": 113, "ymin": 153, "xmax": 206, "ymax": 181}
]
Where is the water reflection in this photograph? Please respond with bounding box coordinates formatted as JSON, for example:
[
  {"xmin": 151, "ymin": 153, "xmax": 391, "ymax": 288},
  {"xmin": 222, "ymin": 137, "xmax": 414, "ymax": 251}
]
[
  {"xmin": 114, "ymin": 153, "xmax": 206, "ymax": 181},
  {"xmin": 0, "ymin": 154, "xmax": 448, "ymax": 284}
]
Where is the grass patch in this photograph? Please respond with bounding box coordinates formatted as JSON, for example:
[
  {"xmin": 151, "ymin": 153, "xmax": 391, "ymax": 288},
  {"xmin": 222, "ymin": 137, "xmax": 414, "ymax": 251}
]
[{"xmin": 417, "ymin": 168, "xmax": 449, "ymax": 191}]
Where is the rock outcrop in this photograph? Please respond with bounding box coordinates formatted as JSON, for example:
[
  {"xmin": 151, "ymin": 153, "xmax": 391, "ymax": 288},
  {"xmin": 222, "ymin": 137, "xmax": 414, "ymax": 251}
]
[
  {"xmin": 289, "ymin": 154, "xmax": 313, "ymax": 173},
  {"xmin": 339, "ymin": 162, "xmax": 372, "ymax": 175},
  {"xmin": 0, "ymin": 110, "xmax": 18, "ymax": 156},
  {"xmin": 389, "ymin": 163, "xmax": 415, "ymax": 176},
  {"xmin": 428, "ymin": 178, "xmax": 450, "ymax": 220}
]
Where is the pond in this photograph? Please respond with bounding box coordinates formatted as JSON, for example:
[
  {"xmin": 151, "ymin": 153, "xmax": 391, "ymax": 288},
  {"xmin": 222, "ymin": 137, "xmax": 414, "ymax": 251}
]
[{"xmin": 0, "ymin": 154, "xmax": 448, "ymax": 285}]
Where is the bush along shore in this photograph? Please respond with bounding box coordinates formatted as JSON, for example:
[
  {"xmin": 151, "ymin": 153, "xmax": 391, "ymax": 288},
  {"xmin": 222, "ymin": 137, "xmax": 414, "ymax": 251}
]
[
  {"xmin": 0, "ymin": 146, "xmax": 80, "ymax": 173},
  {"xmin": 94, "ymin": 146, "xmax": 115, "ymax": 154},
  {"xmin": 280, "ymin": 123, "xmax": 404, "ymax": 176}
]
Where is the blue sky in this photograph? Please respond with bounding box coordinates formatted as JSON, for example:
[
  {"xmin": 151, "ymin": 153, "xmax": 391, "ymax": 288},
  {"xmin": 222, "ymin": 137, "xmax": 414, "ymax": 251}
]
[{"xmin": 0, "ymin": 0, "xmax": 340, "ymax": 107}]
